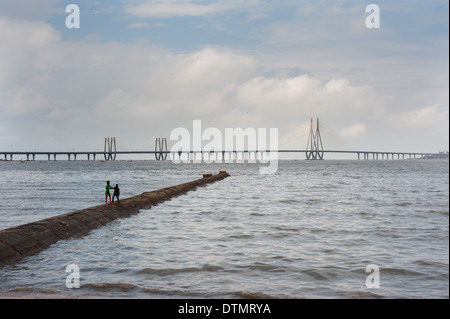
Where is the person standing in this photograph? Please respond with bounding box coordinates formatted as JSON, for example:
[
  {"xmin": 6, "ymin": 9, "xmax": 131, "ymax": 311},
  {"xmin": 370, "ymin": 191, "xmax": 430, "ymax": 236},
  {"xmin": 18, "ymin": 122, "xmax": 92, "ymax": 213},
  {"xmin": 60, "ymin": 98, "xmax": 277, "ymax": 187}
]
[
  {"xmin": 112, "ymin": 184, "xmax": 120, "ymax": 205},
  {"xmin": 105, "ymin": 181, "xmax": 113, "ymax": 203}
]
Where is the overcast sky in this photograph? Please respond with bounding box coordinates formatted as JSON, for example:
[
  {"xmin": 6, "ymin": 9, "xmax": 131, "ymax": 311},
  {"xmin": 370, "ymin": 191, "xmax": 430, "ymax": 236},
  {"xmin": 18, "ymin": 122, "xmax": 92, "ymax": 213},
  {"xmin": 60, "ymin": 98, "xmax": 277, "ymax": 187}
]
[{"xmin": 0, "ymin": 0, "xmax": 448, "ymax": 155}]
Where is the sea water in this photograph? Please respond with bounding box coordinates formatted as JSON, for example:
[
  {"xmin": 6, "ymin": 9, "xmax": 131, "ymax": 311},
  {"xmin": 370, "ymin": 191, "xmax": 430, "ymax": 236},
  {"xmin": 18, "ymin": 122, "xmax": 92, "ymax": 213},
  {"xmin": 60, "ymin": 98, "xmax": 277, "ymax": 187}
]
[{"xmin": 0, "ymin": 159, "xmax": 448, "ymax": 298}]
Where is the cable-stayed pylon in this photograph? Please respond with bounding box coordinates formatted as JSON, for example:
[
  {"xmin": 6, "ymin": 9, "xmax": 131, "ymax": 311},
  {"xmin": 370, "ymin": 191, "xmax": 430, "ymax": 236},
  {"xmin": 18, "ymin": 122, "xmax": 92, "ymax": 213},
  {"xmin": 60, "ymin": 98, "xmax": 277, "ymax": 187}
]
[
  {"xmin": 155, "ymin": 137, "xmax": 168, "ymax": 160},
  {"xmin": 104, "ymin": 137, "xmax": 117, "ymax": 160},
  {"xmin": 305, "ymin": 118, "xmax": 324, "ymax": 160}
]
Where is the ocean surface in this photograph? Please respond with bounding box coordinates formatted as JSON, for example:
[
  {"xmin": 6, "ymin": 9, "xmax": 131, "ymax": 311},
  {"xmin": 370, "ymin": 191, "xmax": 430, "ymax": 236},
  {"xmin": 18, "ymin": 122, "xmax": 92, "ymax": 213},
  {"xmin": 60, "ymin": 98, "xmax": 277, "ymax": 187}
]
[{"xmin": 0, "ymin": 159, "xmax": 448, "ymax": 299}]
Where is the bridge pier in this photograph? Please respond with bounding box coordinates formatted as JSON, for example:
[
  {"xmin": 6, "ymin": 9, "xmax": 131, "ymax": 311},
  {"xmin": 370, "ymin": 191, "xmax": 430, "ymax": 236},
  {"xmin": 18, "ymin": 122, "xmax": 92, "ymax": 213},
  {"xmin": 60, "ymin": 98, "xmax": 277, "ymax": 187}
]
[
  {"xmin": 104, "ymin": 137, "xmax": 117, "ymax": 161},
  {"xmin": 305, "ymin": 118, "xmax": 324, "ymax": 160},
  {"xmin": 155, "ymin": 138, "xmax": 168, "ymax": 161}
]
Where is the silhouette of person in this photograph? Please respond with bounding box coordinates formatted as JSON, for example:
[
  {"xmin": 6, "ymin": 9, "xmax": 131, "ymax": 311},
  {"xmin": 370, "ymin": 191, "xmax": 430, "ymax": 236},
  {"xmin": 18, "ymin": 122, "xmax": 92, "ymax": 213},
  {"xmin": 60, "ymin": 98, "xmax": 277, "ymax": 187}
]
[{"xmin": 112, "ymin": 184, "xmax": 120, "ymax": 204}]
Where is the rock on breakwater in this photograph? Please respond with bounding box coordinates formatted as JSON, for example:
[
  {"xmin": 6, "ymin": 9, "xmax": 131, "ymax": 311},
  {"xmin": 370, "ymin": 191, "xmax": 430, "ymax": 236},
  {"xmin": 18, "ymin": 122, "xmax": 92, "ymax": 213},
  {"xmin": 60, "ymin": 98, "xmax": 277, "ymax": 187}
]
[{"xmin": 0, "ymin": 171, "xmax": 229, "ymax": 266}]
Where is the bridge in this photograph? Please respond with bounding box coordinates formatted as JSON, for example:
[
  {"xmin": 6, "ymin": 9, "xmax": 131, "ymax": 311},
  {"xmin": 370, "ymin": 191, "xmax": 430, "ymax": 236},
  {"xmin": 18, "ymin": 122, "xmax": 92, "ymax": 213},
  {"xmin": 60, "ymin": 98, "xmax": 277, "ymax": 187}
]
[
  {"xmin": 0, "ymin": 149, "xmax": 447, "ymax": 162},
  {"xmin": 0, "ymin": 120, "xmax": 448, "ymax": 161}
]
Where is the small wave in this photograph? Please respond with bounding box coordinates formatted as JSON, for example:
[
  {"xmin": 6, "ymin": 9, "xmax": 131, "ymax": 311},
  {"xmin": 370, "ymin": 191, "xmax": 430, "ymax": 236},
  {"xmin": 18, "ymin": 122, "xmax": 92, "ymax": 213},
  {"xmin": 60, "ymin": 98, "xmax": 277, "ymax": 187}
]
[
  {"xmin": 381, "ymin": 267, "xmax": 427, "ymax": 277},
  {"xmin": 5, "ymin": 287, "xmax": 62, "ymax": 297},
  {"xmin": 301, "ymin": 269, "xmax": 340, "ymax": 281},
  {"xmin": 395, "ymin": 202, "xmax": 412, "ymax": 207},
  {"xmin": 273, "ymin": 225, "xmax": 301, "ymax": 232},
  {"xmin": 232, "ymin": 290, "xmax": 277, "ymax": 299},
  {"xmin": 141, "ymin": 287, "xmax": 207, "ymax": 298},
  {"xmin": 136, "ymin": 264, "xmax": 223, "ymax": 276},
  {"xmin": 278, "ymin": 199, "xmax": 300, "ymax": 204},
  {"xmin": 335, "ymin": 290, "xmax": 384, "ymax": 299},
  {"xmin": 413, "ymin": 259, "xmax": 449, "ymax": 268},
  {"xmin": 310, "ymin": 228, "xmax": 327, "ymax": 233},
  {"xmin": 240, "ymin": 262, "xmax": 289, "ymax": 273},
  {"xmin": 222, "ymin": 233, "xmax": 253, "ymax": 240},
  {"xmin": 82, "ymin": 282, "xmax": 138, "ymax": 292},
  {"xmin": 81, "ymin": 283, "xmax": 207, "ymax": 298},
  {"xmin": 250, "ymin": 212, "xmax": 266, "ymax": 216},
  {"xmin": 433, "ymin": 210, "xmax": 449, "ymax": 216}
]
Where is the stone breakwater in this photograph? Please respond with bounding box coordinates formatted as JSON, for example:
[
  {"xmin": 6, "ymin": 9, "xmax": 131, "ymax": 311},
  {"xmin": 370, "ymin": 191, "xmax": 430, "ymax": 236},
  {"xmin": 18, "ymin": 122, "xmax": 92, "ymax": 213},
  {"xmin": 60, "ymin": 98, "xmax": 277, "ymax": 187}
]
[{"xmin": 0, "ymin": 171, "xmax": 230, "ymax": 266}]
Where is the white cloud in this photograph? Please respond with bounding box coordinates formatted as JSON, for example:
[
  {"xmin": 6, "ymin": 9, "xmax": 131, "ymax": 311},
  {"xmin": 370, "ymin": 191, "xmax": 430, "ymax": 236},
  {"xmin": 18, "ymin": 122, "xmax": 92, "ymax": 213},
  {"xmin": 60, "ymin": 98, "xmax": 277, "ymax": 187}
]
[
  {"xmin": 0, "ymin": 17, "xmax": 385, "ymax": 148},
  {"xmin": 325, "ymin": 79, "xmax": 350, "ymax": 93},
  {"xmin": 235, "ymin": 74, "xmax": 379, "ymax": 121},
  {"xmin": 339, "ymin": 123, "xmax": 366, "ymax": 138},
  {"xmin": 126, "ymin": 0, "xmax": 256, "ymax": 18},
  {"xmin": 0, "ymin": 11, "xmax": 447, "ymax": 152},
  {"xmin": 390, "ymin": 105, "xmax": 448, "ymax": 128}
]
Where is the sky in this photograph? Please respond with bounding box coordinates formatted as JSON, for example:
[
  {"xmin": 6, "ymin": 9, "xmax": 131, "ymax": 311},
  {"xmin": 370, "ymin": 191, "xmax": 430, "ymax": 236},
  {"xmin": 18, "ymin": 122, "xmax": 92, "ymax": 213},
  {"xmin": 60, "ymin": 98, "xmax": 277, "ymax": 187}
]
[{"xmin": 0, "ymin": 0, "xmax": 448, "ymax": 156}]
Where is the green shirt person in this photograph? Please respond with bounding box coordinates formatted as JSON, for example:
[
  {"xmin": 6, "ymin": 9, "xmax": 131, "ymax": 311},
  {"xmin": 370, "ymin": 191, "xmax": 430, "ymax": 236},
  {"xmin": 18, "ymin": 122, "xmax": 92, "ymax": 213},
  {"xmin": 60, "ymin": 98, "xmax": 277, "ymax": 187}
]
[{"xmin": 105, "ymin": 181, "xmax": 113, "ymax": 203}]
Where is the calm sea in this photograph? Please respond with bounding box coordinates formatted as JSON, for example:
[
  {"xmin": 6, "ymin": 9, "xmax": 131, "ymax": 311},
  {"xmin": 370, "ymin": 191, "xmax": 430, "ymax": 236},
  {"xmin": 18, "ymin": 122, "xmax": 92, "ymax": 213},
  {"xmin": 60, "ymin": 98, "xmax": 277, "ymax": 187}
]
[{"xmin": 0, "ymin": 159, "xmax": 448, "ymax": 298}]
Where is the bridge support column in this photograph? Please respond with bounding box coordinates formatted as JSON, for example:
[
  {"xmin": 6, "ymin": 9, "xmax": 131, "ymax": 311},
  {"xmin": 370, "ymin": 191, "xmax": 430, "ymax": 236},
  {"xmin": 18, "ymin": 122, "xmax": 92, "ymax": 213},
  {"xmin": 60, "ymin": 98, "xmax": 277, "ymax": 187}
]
[
  {"xmin": 155, "ymin": 137, "xmax": 168, "ymax": 161},
  {"xmin": 104, "ymin": 137, "xmax": 117, "ymax": 161},
  {"xmin": 305, "ymin": 118, "xmax": 324, "ymax": 160}
]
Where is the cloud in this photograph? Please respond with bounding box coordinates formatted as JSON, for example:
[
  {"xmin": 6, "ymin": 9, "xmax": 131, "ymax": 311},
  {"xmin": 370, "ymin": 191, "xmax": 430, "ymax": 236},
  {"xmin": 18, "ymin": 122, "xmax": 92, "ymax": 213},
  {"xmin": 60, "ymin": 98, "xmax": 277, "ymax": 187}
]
[
  {"xmin": 389, "ymin": 105, "xmax": 449, "ymax": 128},
  {"xmin": 339, "ymin": 123, "xmax": 366, "ymax": 138},
  {"xmin": 126, "ymin": 0, "xmax": 256, "ymax": 18},
  {"xmin": 0, "ymin": 16, "xmax": 384, "ymax": 148},
  {"xmin": 0, "ymin": 8, "xmax": 447, "ymax": 152},
  {"xmin": 0, "ymin": 18, "xmax": 259, "ymax": 147},
  {"xmin": 235, "ymin": 74, "xmax": 379, "ymax": 121}
]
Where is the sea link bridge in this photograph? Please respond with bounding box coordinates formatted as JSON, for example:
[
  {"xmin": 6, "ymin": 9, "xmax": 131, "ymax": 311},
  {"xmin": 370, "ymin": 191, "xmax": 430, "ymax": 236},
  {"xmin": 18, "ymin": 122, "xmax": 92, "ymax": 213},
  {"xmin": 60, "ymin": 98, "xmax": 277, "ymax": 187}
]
[{"xmin": 1, "ymin": 120, "xmax": 448, "ymax": 161}]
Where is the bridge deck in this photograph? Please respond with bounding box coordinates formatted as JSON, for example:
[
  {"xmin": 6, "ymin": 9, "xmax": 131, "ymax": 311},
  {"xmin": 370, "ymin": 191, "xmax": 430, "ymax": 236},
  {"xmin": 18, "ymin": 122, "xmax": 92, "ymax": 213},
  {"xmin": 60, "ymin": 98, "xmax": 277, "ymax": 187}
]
[{"xmin": 0, "ymin": 150, "xmax": 447, "ymax": 161}]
